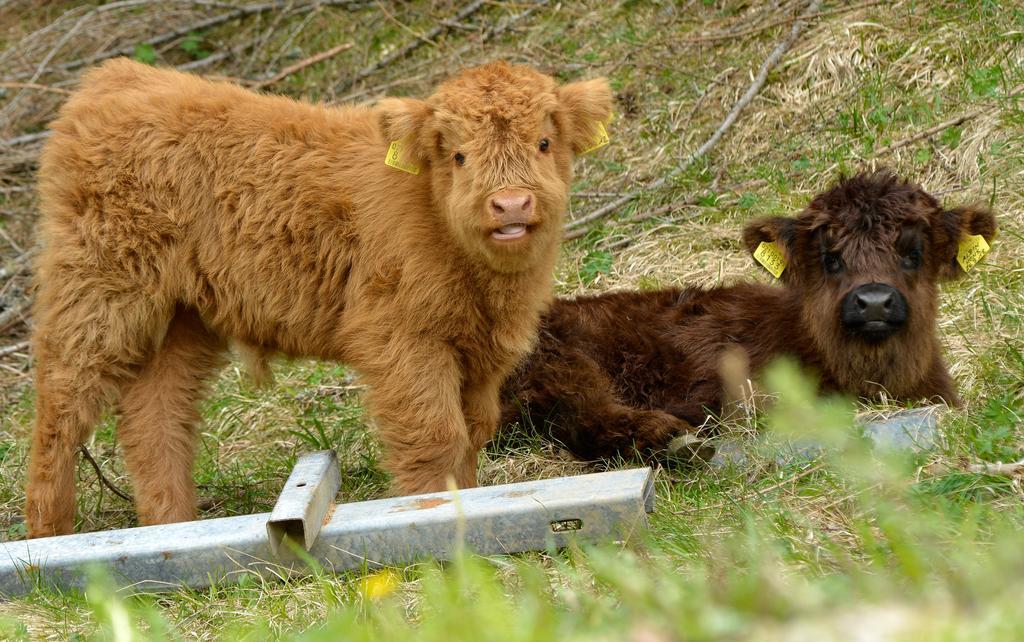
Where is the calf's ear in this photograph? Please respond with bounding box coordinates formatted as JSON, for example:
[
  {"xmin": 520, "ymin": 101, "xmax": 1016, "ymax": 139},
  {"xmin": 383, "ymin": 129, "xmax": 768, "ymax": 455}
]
[
  {"xmin": 742, "ymin": 216, "xmax": 798, "ymax": 280},
  {"xmin": 935, "ymin": 205, "xmax": 997, "ymax": 280},
  {"xmin": 556, "ymin": 78, "xmax": 614, "ymax": 154},
  {"xmin": 742, "ymin": 216, "xmax": 796, "ymax": 255},
  {"xmin": 377, "ymin": 97, "xmax": 434, "ymax": 162}
]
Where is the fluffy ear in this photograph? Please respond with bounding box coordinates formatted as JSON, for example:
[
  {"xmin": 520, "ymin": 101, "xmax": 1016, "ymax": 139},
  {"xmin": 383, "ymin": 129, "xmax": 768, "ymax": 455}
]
[
  {"xmin": 556, "ymin": 78, "xmax": 614, "ymax": 154},
  {"xmin": 742, "ymin": 216, "xmax": 797, "ymax": 255},
  {"xmin": 742, "ymin": 216, "xmax": 799, "ymax": 280},
  {"xmin": 377, "ymin": 97, "xmax": 434, "ymax": 162},
  {"xmin": 934, "ymin": 205, "xmax": 997, "ymax": 280}
]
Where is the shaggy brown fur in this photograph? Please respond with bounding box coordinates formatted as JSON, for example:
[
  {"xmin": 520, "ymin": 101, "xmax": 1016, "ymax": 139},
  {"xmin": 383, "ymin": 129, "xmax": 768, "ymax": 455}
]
[
  {"xmin": 27, "ymin": 58, "xmax": 612, "ymax": 537},
  {"xmin": 502, "ymin": 171, "xmax": 996, "ymax": 461}
]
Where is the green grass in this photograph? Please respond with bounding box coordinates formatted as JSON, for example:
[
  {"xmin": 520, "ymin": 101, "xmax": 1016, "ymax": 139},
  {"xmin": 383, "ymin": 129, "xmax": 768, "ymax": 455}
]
[{"xmin": 1, "ymin": 0, "xmax": 1023, "ymax": 639}]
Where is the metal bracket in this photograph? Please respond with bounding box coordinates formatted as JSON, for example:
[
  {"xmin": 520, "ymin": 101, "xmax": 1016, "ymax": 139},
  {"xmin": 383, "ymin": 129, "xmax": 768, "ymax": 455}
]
[
  {"xmin": 266, "ymin": 450, "xmax": 340, "ymax": 555},
  {"xmin": 0, "ymin": 467, "xmax": 654, "ymax": 596}
]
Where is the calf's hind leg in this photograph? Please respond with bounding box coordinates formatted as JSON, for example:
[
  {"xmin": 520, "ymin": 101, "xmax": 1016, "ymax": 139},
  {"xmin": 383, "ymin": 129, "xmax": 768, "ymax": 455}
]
[
  {"xmin": 26, "ymin": 356, "xmax": 123, "ymax": 537},
  {"xmin": 26, "ymin": 292, "xmax": 168, "ymax": 538},
  {"xmin": 117, "ymin": 307, "xmax": 226, "ymax": 525},
  {"xmin": 512, "ymin": 351, "xmax": 698, "ymax": 460}
]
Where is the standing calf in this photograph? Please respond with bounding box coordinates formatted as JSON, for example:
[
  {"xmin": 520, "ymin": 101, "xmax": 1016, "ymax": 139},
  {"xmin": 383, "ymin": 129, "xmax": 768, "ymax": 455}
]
[
  {"xmin": 27, "ymin": 59, "xmax": 612, "ymax": 537},
  {"xmin": 502, "ymin": 171, "xmax": 996, "ymax": 460}
]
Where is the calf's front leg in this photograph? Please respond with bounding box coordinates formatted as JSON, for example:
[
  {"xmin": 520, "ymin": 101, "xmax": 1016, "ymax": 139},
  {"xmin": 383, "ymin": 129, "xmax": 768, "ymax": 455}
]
[
  {"xmin": 366, "ymin": 342, "xmax": 474, "ymax": 494},
  {"xmin": 458, "ymin": 370, "xmax": 508, "ymax": 487}
]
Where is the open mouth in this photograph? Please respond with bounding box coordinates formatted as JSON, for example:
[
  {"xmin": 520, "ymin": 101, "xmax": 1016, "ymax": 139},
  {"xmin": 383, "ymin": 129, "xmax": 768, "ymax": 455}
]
[{"xmin": 490, "ymin": 224, "xmax": 529, "ymax": 241}]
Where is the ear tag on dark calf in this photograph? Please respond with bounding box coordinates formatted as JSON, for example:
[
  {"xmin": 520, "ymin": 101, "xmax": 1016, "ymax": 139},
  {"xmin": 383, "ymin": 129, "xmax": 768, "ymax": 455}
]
[
  {"xmin": 753, "ymin": 241, "xmax": 786, "ymax": 279},
  {"xmin": 579, "ymin": 115, "xmax": 613, "ymax": 155},
  {"xmin": 957, "ymin": 234, "xmax": 990, "ymax": 272},
  {"xmin": 385, "ymin": 139, "xmax": 420, "ymax": 175}
]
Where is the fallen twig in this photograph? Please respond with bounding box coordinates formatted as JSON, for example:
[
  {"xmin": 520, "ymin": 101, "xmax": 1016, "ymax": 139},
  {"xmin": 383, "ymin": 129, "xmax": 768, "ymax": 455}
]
[
  {"xmin": 682, "ymin": 0, "xmax": 885, "ymax": 44},
  {"xmin": 0, "ymin": 131, "xmax": 50, "ymax": 147},
  {"xmin": 566, "ymin": 194, "xmax": 696, "ymax": 242},
  {"xmin": 0, "ymin": 250, "xmax": 34, "ymax": 282},
  {"xmin": 334, "ymin": 0, "xmax": 487, "ymax": 96},
  {"xmin": 873, "ymin": 84, "xmax": 1023, "ymax": 156},
  {"xmin": 335, "ymin": 0, "xmax": 550, "ymax": 104},
  {"xmin": 674, "ymin": 462, "xmax": 826, "ymax": 515},
  {"xmin": 250, "ymin": 42, "xmax": 354, "ymax": 90},
  {"xmin": 80, "ymin": 445, "xmax": 134, "ymax": 503},
  {"xmin": 968, "ymin": 459, "xmax": 1024, "ymax": 477},
  {"xmin": 479, "ymin": 0, "xmax": 550, "ymax": 43},
  {"xmin": 6, "ymin": 0, "xmax": 368, "ymax": 81},
  {"xmin": 564, "ymin": 177, "xmax": 770, "ymax": 242},
  {"xmin": 0, "ymin": 82, "xmax": 72, "ymax": 95},
  {"xmin": 874, "ymin": 108, "xmax": 988, "ymax": 157},
  {"xmin": 0, "ymin": 300, "xmax": 29, "ymax": 333},
  {"xmin": 0, "ymin": 340, "xmax": 29, "ymax": 358},
  {"xmin": 0, "ymin": 224, "xmax": 23, "ymax": 253},
  {"xmin": 564, "ymin": 0, "xmax": 823, "ymax": 235}
]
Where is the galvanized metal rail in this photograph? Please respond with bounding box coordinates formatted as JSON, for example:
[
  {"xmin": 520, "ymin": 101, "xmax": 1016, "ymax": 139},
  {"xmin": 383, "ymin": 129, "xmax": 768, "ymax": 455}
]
[
  {"xmin": 0, "ymin": 462, "xmax": 654, "ymax": 597},
  {"xmin": 266, "ymin": 450, "xmax": 341, "ymax": 555}
]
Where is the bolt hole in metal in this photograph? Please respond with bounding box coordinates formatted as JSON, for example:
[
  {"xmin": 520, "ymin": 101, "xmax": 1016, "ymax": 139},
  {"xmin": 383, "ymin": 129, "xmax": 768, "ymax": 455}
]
[{"xmin": 550, "ymin": 518, "xmax": 583, "ymax": 533}]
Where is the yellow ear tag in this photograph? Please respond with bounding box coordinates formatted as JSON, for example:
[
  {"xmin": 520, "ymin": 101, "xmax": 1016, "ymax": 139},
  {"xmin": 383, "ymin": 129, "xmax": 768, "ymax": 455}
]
[
  {"xmin": 753, "ymin": 241, "xmax": 786, "ymax": 279},
  {"xmin": 385, "ymin": 139, "xmax": 420, "ymax": 175},
  {"xmin": 579, "ymin": 120, "xmax": 611, "ymax": 155},
  {"xmin": 956, "ymin": 234, "xmax": 990, "ymax": 272}
]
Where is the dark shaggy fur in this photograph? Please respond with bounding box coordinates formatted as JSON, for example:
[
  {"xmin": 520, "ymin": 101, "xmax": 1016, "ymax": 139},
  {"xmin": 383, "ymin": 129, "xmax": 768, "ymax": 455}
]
[{"xmin": 501, "ymin": 171, "xmax": 997, "ymax": 461}]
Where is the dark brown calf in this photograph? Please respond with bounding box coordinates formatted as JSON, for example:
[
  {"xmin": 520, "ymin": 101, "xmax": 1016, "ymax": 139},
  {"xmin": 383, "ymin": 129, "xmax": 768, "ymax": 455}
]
[{"xmin": 501, "ymin": 171, "xmax": 996, "ymax": 461}]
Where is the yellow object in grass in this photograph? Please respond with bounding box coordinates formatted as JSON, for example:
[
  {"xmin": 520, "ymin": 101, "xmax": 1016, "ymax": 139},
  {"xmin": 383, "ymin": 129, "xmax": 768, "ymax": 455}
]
[{"xmin": 361, "ymin": 569, "xmax": 400, "ymax": 599}]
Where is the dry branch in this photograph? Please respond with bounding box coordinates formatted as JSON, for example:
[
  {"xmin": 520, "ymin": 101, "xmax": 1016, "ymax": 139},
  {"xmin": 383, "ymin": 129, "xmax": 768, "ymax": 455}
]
[
  {"xmin": 563, "ymin": 178, "xmax": 769, "ymax": 242},
  {"xmin": 333, "ymin": 0, "xmax": 487, "ymax": 96},
  {"xmin": 0, "ymin": 251, "xmax": 33, "ymax": 282},
  {"xmin": 0, "ymin": 299, "xmax": 29, "ymax": 333},
  {"xmin": 681, "ymin": 0, "xmax": 885, "ymax": 44},
  {"xmin": 0, "ymin": 82, "xmax": 72, "ymax": 95},
  {"xmin": 674, "ymin": 462, "xmax": 825, "ymax": 515},
  {"xmin": 968, "ymin": 459, "xmax": 1024, "ymax": 476},
  {"xmin": 0, "ymin": 131, "xmax": 49, "ymax": 147},
  {"xmin": 873, "ymin": 84, "xmax": 1023, "ymax": 156},
  {"xmin": 250, "ymin": 42, "xmax": 354, "ymax": 90},
  {"xmin": 0, "ymin": 340, "xmax": 28, "ymax": 357},
  {"xmin": 80, "ymin": 445, "xmax": 134, "ymax": 502},
  {"xmin": 6, "ymin": 0, "xmax": 368, "ymax": 81},
  {"xmin": 564, "ymin": 0, "xmax": 823, "ymax": 236},
  {"xmin": 874, "ymin": 108, "xmax": 988, "ymax": 157}
]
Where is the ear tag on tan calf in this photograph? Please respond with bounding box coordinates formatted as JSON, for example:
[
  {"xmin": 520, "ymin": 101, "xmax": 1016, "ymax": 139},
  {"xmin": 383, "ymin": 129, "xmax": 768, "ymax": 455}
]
[
  {"xmin": 577, "ymin": 118, "xmax": 606, "ymax": 154},
  {"xmin": 956, "ymin": 234, "xmax": 990, "ymax": 272},
  {"xmin": 385, "ymin": 139, "xmax": 420, "ymax": 175},
  {"xmin": 753, "ymin": 241, "xmax": 786, "ymax": 279}
]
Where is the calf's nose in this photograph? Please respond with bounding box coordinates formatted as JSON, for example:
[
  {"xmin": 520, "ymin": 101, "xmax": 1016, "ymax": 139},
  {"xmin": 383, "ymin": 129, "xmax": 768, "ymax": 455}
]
[
  {"xmin": 853, "ymin": 284, "xmax": 897, "ymax": 322},
  {"xmin": 488, "ymin": 190, "xmax": 533, "ymax": 225},
  {"xmin": 841, "ymin": 283, "xmax": 908, "ymax": 339}
]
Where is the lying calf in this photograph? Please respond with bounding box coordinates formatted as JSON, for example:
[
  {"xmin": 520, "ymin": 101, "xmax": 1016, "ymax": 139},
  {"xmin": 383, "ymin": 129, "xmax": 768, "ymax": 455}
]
[
  {"xmin": 27, "ymin": 59, "xmax": 612, "ymax": 537},
  {"xmin": 502, "ymin": 171, "xmax": 996, "ymax": 460}
]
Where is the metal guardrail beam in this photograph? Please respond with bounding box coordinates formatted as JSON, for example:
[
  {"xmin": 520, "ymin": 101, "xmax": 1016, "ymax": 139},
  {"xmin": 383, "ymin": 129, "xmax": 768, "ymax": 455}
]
[{"xmin": 0, "ymin": 467, "xmax": 654, "ymax": 596}]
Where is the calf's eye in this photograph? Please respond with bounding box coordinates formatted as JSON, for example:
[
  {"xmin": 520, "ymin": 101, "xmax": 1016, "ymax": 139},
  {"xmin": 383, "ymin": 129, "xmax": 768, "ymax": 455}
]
[
  {"xmin": 539, "ymin": 138, "xmax": 550, "ymax": 152},
  {"xmin": 901, "ymin": 250, "xmax": 922, "ymax": 270},
  {"xmin": 454, "ymin": 152, "xmax": 466, "ymax": 166},
  {"xmin": 823, "ymin": 252, "xmax": 844, "ymax": 275}
]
